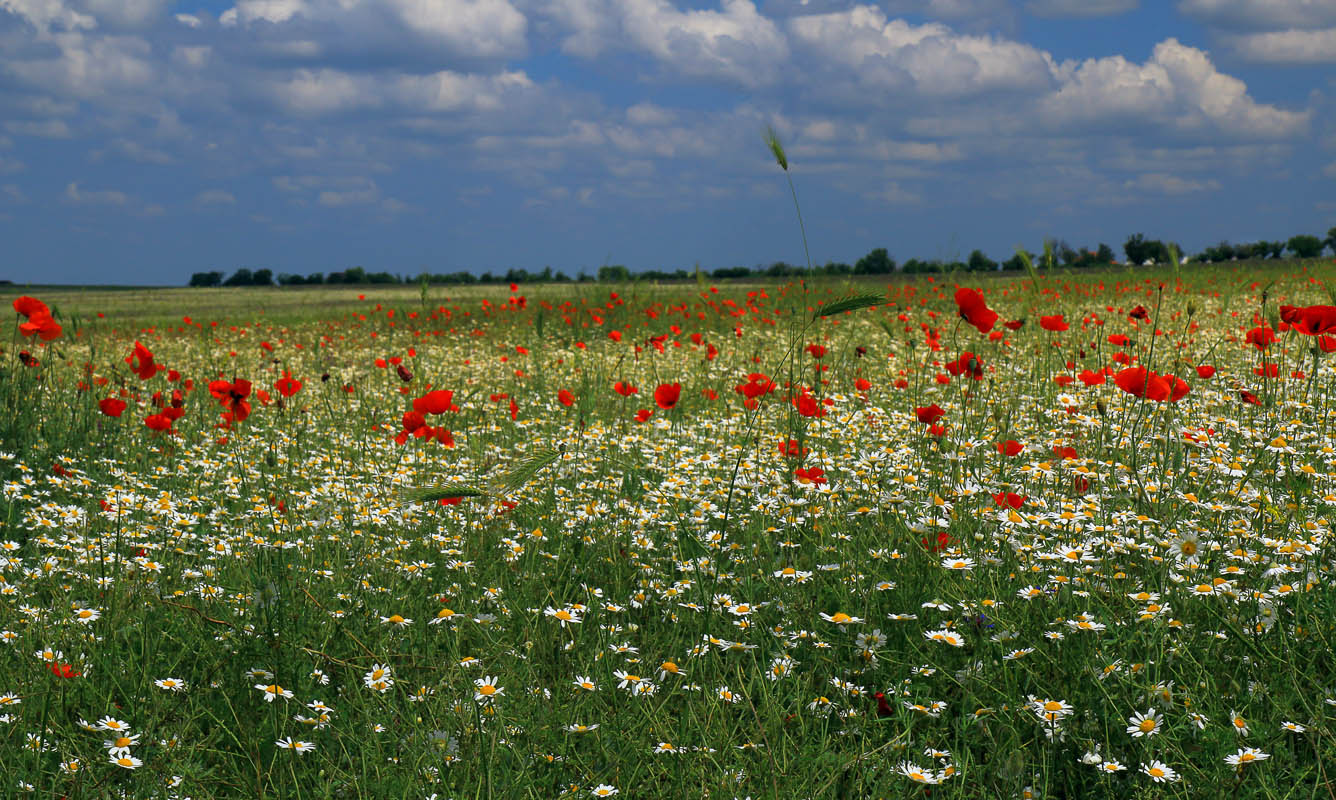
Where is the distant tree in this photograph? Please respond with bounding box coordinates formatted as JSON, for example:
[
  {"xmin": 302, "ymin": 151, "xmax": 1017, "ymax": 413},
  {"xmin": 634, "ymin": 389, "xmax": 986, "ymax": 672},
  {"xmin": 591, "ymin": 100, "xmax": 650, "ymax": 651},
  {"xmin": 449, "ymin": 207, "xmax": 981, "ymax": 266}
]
[
  {"xmin": 189, "ymin": 270, "xmax": 224, "ymax": 287},
  {"xmin": 1124, "ymin": 234, "xmax": 1171, "ymax": 265},
  {"xmin": 1288, "ymin": 235, "xmax": 1324, "ymax": 259},
  {"xmin": 504, "ymin": 268, "xmax": 531, "ymax": 284},
  {"xmin": 223, "ymin": 268, "xmax": 254, "ymax": 287},
  {"xmin": 967, "ymin": 249, "xmax": 997, "ymax": 272},
  {"xmin": 577, "ymin": 272, "xmax": 594, "ymax": 283},
  {"xmin": 366, "ymin": 271, "xmax": 398, "ymax": 284},
  {"xmin": 854, "ymin": 247, "xmax": 896, "ymax": 275},
  {"xmin": 598, "ymin": 265, "xmax": 631, "ymax": 282},
  {"xmin": 1056, "ymin": 240, "xmax": 1079, "ymax": 266},
  {"xmin": 820, "ymin": 261, "xmax": 851, "ymax": 276},
  {"xmin": 553, "ymin": 271, "xmax": 571, "ymax": 282},
  {"xmin": 1095, "ymin": 243, "xmax": 1116, "ymax": 264},
  {"xmin": 1326, "ymin": 226, "xmax": 1336, "ymax": 254},
  {"xmin": 711, "ymin": 266, "xmax": 751, "ymax": 279},
  {"xmin": 539, "ymin": 266, "xmax": 553, "ymax": 282},
  {"xmin": 251, "ymin": 269, "xmax": 274, "ymax": 286}
]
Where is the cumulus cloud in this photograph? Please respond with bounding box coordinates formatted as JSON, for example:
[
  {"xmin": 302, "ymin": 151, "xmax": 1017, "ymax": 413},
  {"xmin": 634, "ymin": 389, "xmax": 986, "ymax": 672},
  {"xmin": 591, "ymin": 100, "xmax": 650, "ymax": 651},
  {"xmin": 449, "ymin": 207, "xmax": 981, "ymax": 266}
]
[
  {"xmin": 1041, "ymin": 38, "xmax": 1309, "ymax": 138},
  {"xmin": 195, "ymin": 189, "xmax": 236, "ymax": 205},
  {"xmin": 1026, "ymin": 0, "xmax": 1137, "ymax": 17},
  {"xmin": 787, "ymin": 7, "xmax": 1056, "ymax": 95},
  {"xmin": 1124, "ymin": 172, "xmax": 1222, "ymax": 194},
  {"xmin": 1177, "ymin": 0, "xmax": 1336, "ymax": 30},
  {"xmin": 263, "ymin": 67, "xmax": 536, "ymax": 115},
  {"xmin": 4, "ymin": 119, "xmax": 72, "ymax": 138},
  {"xmin": 1224, "ymin": 27, "xmax": 1336, "ymax": 62},
  {"xmin": 65, "ymin": 180, "xmax": 128, "ymax": 205},
  {"xmin": 550, "ymin": 0, "xmax": 788, "ymax": 86}
]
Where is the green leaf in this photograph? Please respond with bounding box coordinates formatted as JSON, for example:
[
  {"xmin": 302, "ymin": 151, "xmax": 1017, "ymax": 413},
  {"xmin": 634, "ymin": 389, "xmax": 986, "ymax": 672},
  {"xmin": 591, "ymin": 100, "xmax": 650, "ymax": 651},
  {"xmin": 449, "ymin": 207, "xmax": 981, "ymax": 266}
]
[{"xmin": 813, "ymin": 293, "xmax": 883, "ymax": 320}]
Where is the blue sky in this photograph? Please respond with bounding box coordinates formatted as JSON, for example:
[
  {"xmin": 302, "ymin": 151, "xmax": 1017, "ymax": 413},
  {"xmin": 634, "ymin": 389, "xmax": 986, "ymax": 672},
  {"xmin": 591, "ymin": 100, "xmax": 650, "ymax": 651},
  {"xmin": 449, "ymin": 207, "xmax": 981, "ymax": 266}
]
[{"xmin": 1, "ymin": 0, "xmax": 1333, "ymax": 285}]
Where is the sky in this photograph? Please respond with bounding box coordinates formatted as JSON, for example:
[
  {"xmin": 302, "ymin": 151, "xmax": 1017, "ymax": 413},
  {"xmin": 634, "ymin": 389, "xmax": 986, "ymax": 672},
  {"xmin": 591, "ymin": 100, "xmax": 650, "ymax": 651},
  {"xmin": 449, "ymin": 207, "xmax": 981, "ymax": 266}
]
[{"xmin": 1, "ymin": 0, "xmax": 1334, "ymax": 285}]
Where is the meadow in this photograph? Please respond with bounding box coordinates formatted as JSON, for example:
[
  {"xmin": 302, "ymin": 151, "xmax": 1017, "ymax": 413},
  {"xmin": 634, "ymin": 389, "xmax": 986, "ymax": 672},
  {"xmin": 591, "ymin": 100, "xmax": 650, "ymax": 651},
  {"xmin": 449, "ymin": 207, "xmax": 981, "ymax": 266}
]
[{"xmin": 4, "ymin": 262, "xmax": 1336, "ymax": 799}]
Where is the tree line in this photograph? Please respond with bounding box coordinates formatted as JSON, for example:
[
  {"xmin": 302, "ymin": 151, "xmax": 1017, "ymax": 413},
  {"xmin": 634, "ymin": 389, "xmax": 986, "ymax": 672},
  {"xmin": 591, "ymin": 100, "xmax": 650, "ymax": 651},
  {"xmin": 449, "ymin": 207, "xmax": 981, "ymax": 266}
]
[{"xmin": 189, "ymin": 227, "xmax": 1336, "ymax": 287}]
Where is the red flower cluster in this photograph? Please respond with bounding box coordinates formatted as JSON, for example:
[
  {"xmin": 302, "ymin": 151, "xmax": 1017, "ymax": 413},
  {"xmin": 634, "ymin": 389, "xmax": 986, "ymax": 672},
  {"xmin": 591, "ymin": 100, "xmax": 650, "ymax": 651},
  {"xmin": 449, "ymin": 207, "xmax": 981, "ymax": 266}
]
[
  {"xmin": 1113, "ymin": 367, "xmax": 1189, "ymax": 403},
  {"xmin": 12, "ymin": 296, "xmax": 62, "ymax": 341},
  {"xmin": 1280, "ymin": 305, "xmax": 1336, "ymax": 336}
]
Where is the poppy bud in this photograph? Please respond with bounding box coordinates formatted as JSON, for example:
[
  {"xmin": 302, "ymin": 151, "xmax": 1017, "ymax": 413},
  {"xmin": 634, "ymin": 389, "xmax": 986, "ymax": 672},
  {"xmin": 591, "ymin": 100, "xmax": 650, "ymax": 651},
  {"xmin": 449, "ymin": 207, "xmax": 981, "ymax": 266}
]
[
  {"xmin": 397, "ymin": 365, "xmax": 412, "ymax": 382},
  {"xmin": 1186, "ymin": 301, "xmax": 1197, "ymax": 316},
  {"xmin": 1095, "ymin": 399, "xmax": 1107, "ymax": 417},
  {"xmin": 321, "ymin": 373, "xmax": 330, "ymax": 382}
]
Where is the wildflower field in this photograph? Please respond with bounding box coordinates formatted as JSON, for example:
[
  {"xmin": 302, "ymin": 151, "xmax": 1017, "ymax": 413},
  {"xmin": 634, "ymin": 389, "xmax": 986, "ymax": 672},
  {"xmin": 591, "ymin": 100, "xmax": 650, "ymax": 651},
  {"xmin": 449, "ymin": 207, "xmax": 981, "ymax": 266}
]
[{"xmin": 5, "ymin": 265, "xmax": 1336, "ymax": 799}]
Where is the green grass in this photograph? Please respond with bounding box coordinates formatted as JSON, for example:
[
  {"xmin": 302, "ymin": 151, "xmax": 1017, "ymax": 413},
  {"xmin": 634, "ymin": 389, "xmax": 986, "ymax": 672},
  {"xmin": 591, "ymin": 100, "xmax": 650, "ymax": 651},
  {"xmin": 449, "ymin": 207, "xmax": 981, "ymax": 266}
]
[{"xmin": 3, "ymin": 262, "xmax": 1336, "ymax": 798}]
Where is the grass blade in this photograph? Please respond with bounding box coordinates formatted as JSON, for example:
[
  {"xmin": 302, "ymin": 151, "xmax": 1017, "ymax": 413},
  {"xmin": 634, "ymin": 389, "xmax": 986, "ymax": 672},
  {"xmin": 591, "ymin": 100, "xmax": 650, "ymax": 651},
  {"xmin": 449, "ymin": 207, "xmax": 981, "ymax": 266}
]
[{"xmin": 814, "ymin": 293, "xmax": 884, "ymax": 320}]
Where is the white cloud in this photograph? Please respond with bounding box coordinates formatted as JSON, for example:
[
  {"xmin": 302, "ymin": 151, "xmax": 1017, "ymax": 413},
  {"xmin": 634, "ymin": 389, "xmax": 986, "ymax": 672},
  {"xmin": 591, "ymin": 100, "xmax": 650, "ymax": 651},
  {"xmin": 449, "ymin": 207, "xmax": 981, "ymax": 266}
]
[
  {"xmin": 1041, "ymin": 38, "xmax": 1308, "ymax": 138},
  {"xmin": 92, "ymin": 138, "xmax": 174, "ymax": 164},
  {"xmin": 6, "ymin": 32, "xmax": 155, "ymax": 98},
  {"xmin": 4, "ymin": 119, "xmax": 72, "ymax": 138},
  {"xmin": 220, "ymin": 0, "xmax": 527, "ymax": 58},
  {"xmin": 1225, "ymin": 28, "xmax": 1336, "ymax": 62},
  {"xmin": 1124, "ymin": 173, "xmax": 1222, "ymax": 194},
  {"xmin": 0, "ymin": 0, "xmax": 96, "ymax": 32},
  {"xmin": 80, "ymin": 0, "xmax": 172, "ymax": 28},
  {"xmin": 626, "ymin": 103, "xmax": 677, "ymax": 126},
  {"xmin": 195, "ymin": 189, "xmax": 236, "ymax": 205},
  {"xmin": 1177, "ymin": 0, "xmax": 1336, "ymax": 30},
  {"xmin": 265, "ymin": 67, "xmax": 536, "ymax": 114},
  {"xmin": 1026, "ymin": 0, "xmax": 1137, "ymax": 17},
  {"xmin": 551, "ymin": 0, "xmax": 788, "ymax": 86},
  {"xmin": 65, "ymin": 180, "xmax": 128, "ymax": 205},
  {"xmin": 787, "ymin": 8, "xmax": 1056, "ymax": 95},
  {"xmin": 2, "ymin": 183, "xmax": 27, "ymax": 202}
]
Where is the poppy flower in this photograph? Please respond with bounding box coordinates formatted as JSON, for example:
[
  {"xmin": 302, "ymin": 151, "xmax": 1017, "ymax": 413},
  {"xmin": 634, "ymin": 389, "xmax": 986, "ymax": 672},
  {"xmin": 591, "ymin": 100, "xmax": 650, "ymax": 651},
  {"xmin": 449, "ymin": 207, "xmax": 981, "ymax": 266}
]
[
  {"xmin": 557, "ymin": 389, "xmax": 575, "ymax": 407},
  {"xmin": 915, "ymin": 404, "xmax": 945, "ymax": 425},
  {"xmin": 126, "ymin": 342, "xmax": 166, "ymax": 380},
  {"xmin": 414, "ymin": 390, "xmax": 459, "ymax": 414},
  {"xmin": 806, "ymin": 344, "xmax": 827, "ymax": 359},
  {"xmin": 1052, "ymin": 445, "xmax": 1078, "ymax": 460},
  {"xmin": 1003, "ymin": 319, "xmax": 1025, "ymax": 331},
  {"xmin": 634, "ymin": 408, "xmax": 653, "ymax": 423},
  {"xmin": 778, "ymin": 438, "xmax": 808, "ymax": 458},
  {"xmin": 1107, "ymin": 334, "xmax": 1131, "ymax": 347},
  {"xmin": 1239, "ymin": 390, "xmax": 1262, "ymax": 406},
  {"xmin": 275, "ymin": 372, "xmax": 303, "ymax": 398},
  {"xmin": 1254, "ymin": 363, "xmax": 1279, "ymax": 378},
  {"xmin": 144, "ymin": 413, "xmax": 173, "ymax": 432},
  {"xmin": 1195, "ymin": 365, "xmax": 1215, "ymax": 379},
  {"xmin": 1039, "ymin": 314, "xmax": 1069, "ymax": 332},
  {"xmin": 1289, "ymin": 305, "xmax": 1336, "ymax": 336},
  {"xmin": 1245, "ymin": 326, "xmax": 1276, "ymax": 350},
  {"xmin": 854, "ymin": 378, "xmax": 871, "ymax": 392},
  {"xmin": 1077, "ymin": 369, "xmax": 1106, "ymax": 386},
  {"xmin": 874, "ymin": 691, "xmax": 894, "ymax": 718},
  {"xmin": 1320, "ymin": 335, "xmax": 1336, "ymax": 353},
  {"xmin": 1128, "ymin": 306, "xmax": 1149, "ymax": 321},
  {"xmin": 654, "ymin": 383, "xmax": 681, "ymax": 410},
  {"xmin": 794, "ymin": 393, "xmax": 825, "ymax": 418},
  {"xmin": 13, "ymin": 296, "xmax": 62, "ymax": 341},
  {"xmin": 954, "ymin": 287, "xmax": 998, "ymax": 334},
  {"xmin": 99, "ymin": 398, "xmax": 127, "ymax": 417},
  {"xmin": 927, "ymin": 423, "xmax": 947, "ymax": 437},
  {"xmin": 614, "ymin": 381, "xmax": 638, "ymax": 397},
  {"xmin": 49, "ymin": 662, "xmax": 81, "ymax": 679},
  {"xmin": 208, "ymin": 378, "xmax": 253, "ymax": 423},
  {"xmin": 996, "ymin": 440, "xmax": 1023, "ymax": 457},
  {"xmin": 1114, "ymin": 367, "xmax": 1188, "ymax": 403},
  {"xmin": 992, "ymin": 492, "xmax": 1025, "ymax": 509},
  {"xmin": 793, "ymin": 467, "xmax": 826, "ymax": 485},
  {"xmin": 945, "ymin": 351, "xmax": 984, "ymax": 380}
]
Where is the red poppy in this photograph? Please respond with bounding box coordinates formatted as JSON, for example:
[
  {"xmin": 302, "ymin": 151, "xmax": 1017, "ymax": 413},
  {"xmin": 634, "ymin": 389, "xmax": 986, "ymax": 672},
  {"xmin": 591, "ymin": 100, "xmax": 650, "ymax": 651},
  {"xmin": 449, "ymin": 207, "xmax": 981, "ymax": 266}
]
[
  {"xmin": 992, "ymin": 491, "xmax": 1025, "ymax": 509},
  {"xmin": 413, "ymin": 390, "xmax": 459, "ymax": 414},
  {"xmin": 945, "ymin": 351, "xmax": 984, "ymax": 380},
  {"xmin": 1039, "ymin": 314, "xmax": 1069, "ymax": 332},
  {"xmin": 1114, "ymin": 367, "xmax": 1188, "ymax": 402},
  {"xmin": 874, "ymin": 691, "xmax": 894, "ymax": 718},
  {"xmin": 778, "ymin": 438, "xmax": 808, "ymax": 458},
  {"xmin": 609, "ymin": 330, "xmax": 622, "ymax": 342},
  {"xmin": 996, "ymin": 440, "xmax": 1023, "ymax": 457},
  {"xmin": 558, "ymin": 389, "xmax": 575, "ymax": 407},
  {"xmin": 794, "ymin": 393, "xmax": 825, "ymax": 418},
  {"xmin": 1320, "ymin": 335, "xmax": 1336, "ymax": 353},
  {"xmin": 275, "ymin": 372, "xmax": 303, "ymax": 398},
  {"xmin": 1128, "ymin": 305, "xmax": 1149, "ymax": 321},
  {"xmin": 793, "ymin": 467, "xmax": 826, "ymax": 485},
  {"xmin": 396, "ymin": 364, "xmax": 413, "ymax": 382},
  {"xmin": 806, "ymin": 343, "xmax": 827, "ymax": 359},
  {"xmin": 1289, "ymin": 305, "xmax": 1336, "ymax": 336},
  {"xmin": 1077, "ymin": 369, "xmax": 1106, "ymax": 386},
  {"xmin": 1002, "ymin": 319, "xmax": 1025, "ymax": 331},
  {"xmin": 735, "ymin": 373, "xmax": 776, "ymax": 400},
  {"xmin": 99, "ymin": 398, "xmax": 127, "ymax": 417},
  {"xmin": 1107, "ymin": 334, "xmax": 1131, "ymax": 347},
  {"xmin": 854, "ymin": 378, "xmax": 871, "ymax": 392},
  {"xmin": 1239, "ymin": 389, "xmax": 1262, "ymax": 406},
  {"xmin": 208, "ymin": 378, "xmax": 253, "ymax": 423},
  {"xmin": 144, "ymin": 413, "xmax": 173, "ymax": 432},
  {"xmin": 13, "ymin": 295, "xmax": 62, "ymax": 341},
  {"xmin": 614, "ymin": 381, "xmax": 639, "ymax": 397},
  {"xmin": 49, "ymin": 661, "xmax": 81, "ymax": 679},
  {"xmin": 634, "ymin": 408, "xmax": 653, "ymax": 423},
  {"xmin": 1052, "ymin": 445, "xmax": 1078, "ymax": 460},
  {"xmin": 654, "ymin": 383, "xmax": 681, "ymax": 410},
  {"xmin": 954, "ymin": 287, "xmax": 998, "ymax": 334},
  {"xmin": 126, "ymin": 342, "xmax": 166, "ymax": 380},
  {"xmin": 1245, "ymin": 326, "xmax": 1276, "ymax": 350},
  {"xmin": 1254, "ymin": 363, "xmax": 1280, "ymax": 378},
  {"xmin": 927, "ymin": 423, "xmax": 947, "ymax": 437},
  {"xmin": 1195, "ymin": 365, "xmax": 1215, "ymax": 379},
  {"xmin": 915, "ymin": 404, "xmax": 945, "ymax": 424}
]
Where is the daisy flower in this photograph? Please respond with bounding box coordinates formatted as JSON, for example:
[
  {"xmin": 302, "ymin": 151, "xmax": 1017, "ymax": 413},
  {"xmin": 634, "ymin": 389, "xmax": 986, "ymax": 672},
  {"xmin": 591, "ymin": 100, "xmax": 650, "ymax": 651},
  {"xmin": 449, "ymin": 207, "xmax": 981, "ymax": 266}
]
[
  {"xmin": 923, "ymin": 629, "xmax": 965, "ymax": 647},
  {"xmin": 154, "ymin": 678, "xmax": 186, "ymax": 692},
  {"xmin": 1229, "ymin": 710, "xmax": 1249, "ymax": 736},
  {"xmin": 109, "ymin": 754, "xmax": 142, "ymax": 769},
  {"xmin": 1224, "ymin": 748, "xmax": 1269, "ymax": 766},
  {"xmin": 97, "ymin": 717, "xmax": 131, "ymax": 733},
  {"xmin": 380, "ymin": 614, "xmax": 412, "ymax": 627},
  {"xmin": 544, "ymin": 606, "xmax": 582, "ymax": 627},
  {"xmin": 72, "ymin": 608, "xmax": 101, "ymax": 624},
  {"xmin": 256, "ymin": 684, "xmax": 294, "ymax": 702},
  {"xmin": 590, "ymin": 785, "xmax": 619, "ymax": 797},
  {"xmin": 1281, "ymin": 721, "xmax": 1306, "ymax": 733},
  {"xmin": 897, "ymin": 761, "xmax": 940, "ymax": 783},
  {"xmin": 1140, "ymin": 761, "xmax": 1179, "ymax": 783},
  {"xmin": 275, "ymin": 737, "xmax": 316, "ymax": 753},
  {"xmin": 1125, "ymin": 708, "xmax": 1162, "ymax": 738},
  {"xmin": 1100, "ymin": 760, "xmax": 1126, "ymax": 773},
  {"xmin": 104, "ymin": 734, "xmax": 140, "ymax": 756},
  {"xmin": 820, "ymin": 612, "xmax": 863, "ymax": 625},
  {"xmin": 573, "ymin": 675, "xmax": 597, "ymax": 692},
  {"xmin": 473, "ymin": 675, "xmax": 503, "ymax": 702}
]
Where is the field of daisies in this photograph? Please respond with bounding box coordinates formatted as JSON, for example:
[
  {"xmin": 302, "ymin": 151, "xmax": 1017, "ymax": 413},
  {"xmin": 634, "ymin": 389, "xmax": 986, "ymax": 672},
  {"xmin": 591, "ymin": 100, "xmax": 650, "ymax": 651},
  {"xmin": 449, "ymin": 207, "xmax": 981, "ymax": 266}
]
[{"xmin": 4, "ymin": 265, "xmax": 1336, "ymax": 799}]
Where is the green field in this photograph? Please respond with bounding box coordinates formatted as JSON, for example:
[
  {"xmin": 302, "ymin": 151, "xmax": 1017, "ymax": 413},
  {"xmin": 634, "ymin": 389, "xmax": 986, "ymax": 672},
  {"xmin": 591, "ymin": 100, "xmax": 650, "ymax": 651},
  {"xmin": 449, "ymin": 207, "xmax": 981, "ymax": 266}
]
[{"xmin": 3, "ymin": 263, "xmax": 1336, "ymax": 798}]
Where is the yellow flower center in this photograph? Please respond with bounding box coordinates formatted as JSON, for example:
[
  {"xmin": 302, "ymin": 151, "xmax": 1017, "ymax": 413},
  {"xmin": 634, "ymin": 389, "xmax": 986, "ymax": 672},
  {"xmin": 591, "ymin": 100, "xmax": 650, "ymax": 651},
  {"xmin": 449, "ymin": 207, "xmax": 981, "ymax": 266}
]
[
  {"xmin": 478, "ymin": 685, "xmax": 496, "ymax": 696},
  {"xmin": 1139, "ymin": 719, "xmax": 1156, "ymax": 733}
]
